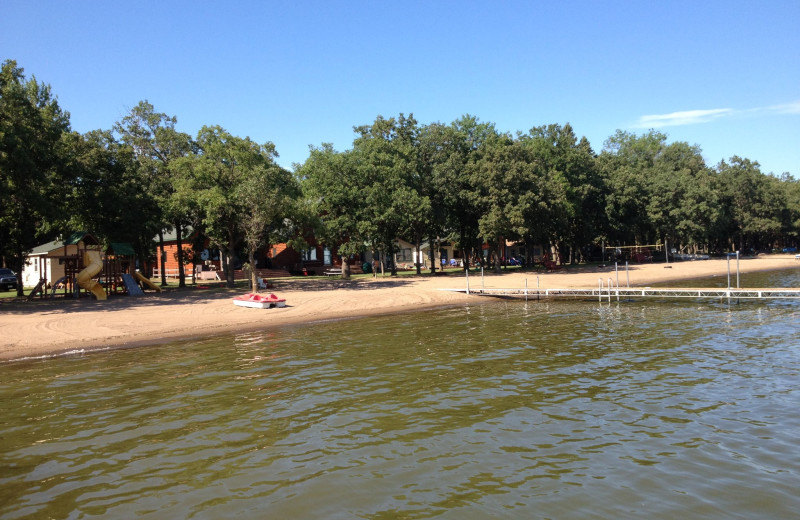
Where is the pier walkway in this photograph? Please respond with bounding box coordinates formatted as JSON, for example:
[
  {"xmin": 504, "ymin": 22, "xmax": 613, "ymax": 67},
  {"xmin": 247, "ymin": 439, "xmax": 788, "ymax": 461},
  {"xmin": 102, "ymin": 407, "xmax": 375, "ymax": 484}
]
[{"xmin": 442, "ymin": 286, "xmax": 800, "ymax": 302}]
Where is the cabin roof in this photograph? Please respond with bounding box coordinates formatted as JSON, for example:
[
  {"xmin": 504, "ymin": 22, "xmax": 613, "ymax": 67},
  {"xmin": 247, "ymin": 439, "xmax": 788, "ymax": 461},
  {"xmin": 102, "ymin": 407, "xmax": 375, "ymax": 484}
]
[{"xmin": 108, "ymin": 242, "xmax": 135, "ymax": 256}]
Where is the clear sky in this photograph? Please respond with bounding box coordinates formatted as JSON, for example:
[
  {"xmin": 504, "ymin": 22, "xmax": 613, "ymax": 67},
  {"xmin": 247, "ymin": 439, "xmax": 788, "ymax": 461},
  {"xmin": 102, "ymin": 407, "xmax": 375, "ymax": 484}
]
[{"xmin": 3, "ymin": 0, "xmax": 798, "ymax": 176}]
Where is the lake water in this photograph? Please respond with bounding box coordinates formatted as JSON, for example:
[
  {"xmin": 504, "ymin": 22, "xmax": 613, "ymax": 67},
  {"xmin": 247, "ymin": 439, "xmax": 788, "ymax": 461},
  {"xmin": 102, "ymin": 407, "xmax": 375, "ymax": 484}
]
[{"xmin": 2, "ymin": 269, "xmax": 799, "ymax": 519}]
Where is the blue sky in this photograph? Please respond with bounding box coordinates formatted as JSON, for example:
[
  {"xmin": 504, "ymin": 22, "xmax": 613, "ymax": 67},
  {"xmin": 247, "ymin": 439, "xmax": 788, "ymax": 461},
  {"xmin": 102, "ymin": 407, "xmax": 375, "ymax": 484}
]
[{"xmin": 3, "ymin": 0, "xmax": 798, "ymax": 175}]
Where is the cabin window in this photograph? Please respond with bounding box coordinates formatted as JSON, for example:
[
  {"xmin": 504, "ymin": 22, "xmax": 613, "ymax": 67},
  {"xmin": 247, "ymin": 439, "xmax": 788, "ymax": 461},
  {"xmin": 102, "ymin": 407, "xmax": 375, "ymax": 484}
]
[
  {"xmin": 323, "ymin": 248, "xmax": 332, "ymax": 265},
  {"xmin": 303, "ymin": 248, "xmax": 317, "ymax": 262},
  {"xmin": 397, "ymin": 248, "xmax": 412, "ymax": 262}
]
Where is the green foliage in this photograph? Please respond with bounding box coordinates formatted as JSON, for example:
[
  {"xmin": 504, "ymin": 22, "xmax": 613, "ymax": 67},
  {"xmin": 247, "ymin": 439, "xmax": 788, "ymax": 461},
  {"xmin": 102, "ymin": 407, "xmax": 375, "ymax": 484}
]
[
  {"xmin": 427, "ymin": 115, "xmax": 498, "ymax": 266},
  {"xmin": 716, "ymin": 156, "xmax": 785, "ymax": 251},
  {"xmin": 62, "ymin": 129, "xmax": 161, "ymax": 257},
  {"xmin": 0, "ymin": 60, "xmax": 71, "ymax": 294},
  {"xmin": 115, "ymin": 100, "xmax": 195, "ymax": 286},
  {"xmin": 520, "ymin": 125, "xmax": 603, "ymax": 262},
  {"xmin": 600, "ymin": 131, "xmax": 721, "ymax": 250},
  {"xmin": 352, "ymin": 114, "xmax": 431, "ymax": 274},
  {"xmin": 183, "ymin": 125, "xmax": 297, "ymax": 287},
  {"xmin": 7, "ymin": 58, "xmax": 800, "ymax": 286},
  {"xmin": 299, "ymin": 144, "xmax": 364, "ymax": 277},
  {"xmin": 644, "ymin": 142, "xmax": 720, "ymax": 247}
]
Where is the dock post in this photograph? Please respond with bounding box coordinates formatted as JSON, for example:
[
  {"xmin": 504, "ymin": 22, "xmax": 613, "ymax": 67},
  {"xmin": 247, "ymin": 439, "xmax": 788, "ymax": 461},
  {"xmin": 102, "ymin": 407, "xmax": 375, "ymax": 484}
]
[
  {"xmin": 626, "ymin": 261, "xmax": 630, "ymax": 287},
  {"xmin": 537, "ymin": 275, "xmax": 540, "ymax": 301},
  {"xmin": 727, "ymin": 255, "xmax": 731, "ymax": 290},
  {"xmin": 608, "ymin": 278, "xmax": 613, "ymax": 302},
  {"xmin": 736, "ymin": 251, "xmax": 740, "ymax": 304},
  {"xmin": 736, "ymin": 251, "xmax": 740, "ymax": 288},
  {"xmin": 525, "ymin": 278, "xmax": 528, "ymax": 302},
  {"xmin": 465, "ymin": 268, "xmax": 470, "ymax": 295},
  {"xmin": 598, "ymin": 278, "xmax": 603, "ymax": 302},
  {"xmin": 615, "ymin": 262, "xmax": 619, "ymax": 288}
]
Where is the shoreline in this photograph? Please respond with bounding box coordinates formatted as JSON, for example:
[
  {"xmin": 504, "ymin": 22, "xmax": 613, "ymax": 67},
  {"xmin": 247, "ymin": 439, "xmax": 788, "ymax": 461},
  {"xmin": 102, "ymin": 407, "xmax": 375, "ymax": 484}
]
[{"xmin": 2, "ymin": 255, "xmax": 798, "ymax": 362}]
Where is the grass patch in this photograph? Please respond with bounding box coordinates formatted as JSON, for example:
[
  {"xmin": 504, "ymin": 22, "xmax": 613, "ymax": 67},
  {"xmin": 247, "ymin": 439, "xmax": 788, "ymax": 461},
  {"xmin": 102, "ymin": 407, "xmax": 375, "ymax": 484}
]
[{"xmin": 1, "ymin": 288, "xmax": 21, "ymax": 300}]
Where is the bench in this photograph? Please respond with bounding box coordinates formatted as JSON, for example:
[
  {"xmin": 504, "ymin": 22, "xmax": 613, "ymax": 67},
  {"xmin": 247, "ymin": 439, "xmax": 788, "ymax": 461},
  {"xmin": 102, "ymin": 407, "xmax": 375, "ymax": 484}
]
[{"xmin": 323, "ymin": 268, "xmax": 343, "ymax": 277}]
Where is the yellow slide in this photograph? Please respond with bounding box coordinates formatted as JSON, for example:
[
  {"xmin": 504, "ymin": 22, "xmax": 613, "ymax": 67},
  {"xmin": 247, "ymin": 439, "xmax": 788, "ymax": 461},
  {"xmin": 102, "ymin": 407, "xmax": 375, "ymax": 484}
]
[
  {"xmin": 77, "ymin": 250, "xmax": 107, "ymax": 300},
  {"xmin": 134, "ymin": 271, "xmax": 162, "ymax": 292}
]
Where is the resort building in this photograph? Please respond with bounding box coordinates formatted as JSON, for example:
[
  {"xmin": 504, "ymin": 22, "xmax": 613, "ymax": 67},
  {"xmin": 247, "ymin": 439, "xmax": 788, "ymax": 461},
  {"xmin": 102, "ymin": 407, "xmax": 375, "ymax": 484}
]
[{"xmin": 22, "ymin": 233, "xmax": 101, "ymax": 287}]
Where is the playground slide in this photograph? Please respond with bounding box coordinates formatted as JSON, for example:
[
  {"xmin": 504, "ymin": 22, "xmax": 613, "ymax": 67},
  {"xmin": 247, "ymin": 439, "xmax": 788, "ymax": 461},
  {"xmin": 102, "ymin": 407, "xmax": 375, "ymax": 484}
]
[
  {"xmin": 134, "ymin": 271, "xmax": 162, "ymax": 292},
  {"xmin": 77, "ymin": 250, "xmax": 107, "ymax": 300}
]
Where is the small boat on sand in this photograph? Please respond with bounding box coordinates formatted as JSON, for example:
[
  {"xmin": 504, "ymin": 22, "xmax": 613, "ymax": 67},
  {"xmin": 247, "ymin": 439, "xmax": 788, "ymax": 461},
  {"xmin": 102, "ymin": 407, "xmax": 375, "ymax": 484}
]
[{"xmin": 232, "ymin": 293, "xmax": 286, "ymax": 309}]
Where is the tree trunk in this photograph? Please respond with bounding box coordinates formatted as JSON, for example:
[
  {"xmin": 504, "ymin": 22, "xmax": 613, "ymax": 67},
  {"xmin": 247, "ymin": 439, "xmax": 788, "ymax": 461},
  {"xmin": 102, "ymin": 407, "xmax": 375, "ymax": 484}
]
[
  {"xmin": 494, "ymin": 240, "xmax": 502, "ymax": 274},
  {"xmin": 134, "ymin": 249, "xmax": 142, "ymax": 280},
  {"xmin": 221, "ymin": 246, "xmax": 229, "ymax": 282},
  {"xmin": 341, "ymin": 255, "xmax": 351, "ymax": 279},
  {"xmin": 158, "ymin": 230, "xmax": 167, "ymax": 287},
  {"xmin": 226, "ymin": 227, "xmax": 237, "ymax": 288},
  {"xmin": 220, "ymin": 245, "xmax": 235, "ymax": 289},
  {"xmin": 248, "ymin": 249, "xmax": 259, "ymax": 293},
  {"xmin": 13, "ymin": 247, "xmax": 24, "ymax": 297},
  {"xmin": 175, "ymin": 220, "xmax": 186, "ymax": 288},
  {"xmin": 433, "ymin": 237, "xmax": 441, "ymax": 273},
  {"xmin": 529, "ymin": 237, "xmax": 536, "ymax": 267},
  {"xmin": 415, "ymin": 238, "xmax": 422, "ymax": 275},
  {"xmin": 226, "ymin": 249, "xmax": 235, "ymax": 288},
  {"xmin": 428, "ymin": 235, "xmax": 437, "ymax": 274},
  {"xmin": 134, "ymin": 244, "xmax": 145, "ymax": 283},
  {"xmin": 459, "ymin": 226, "xmax": 468, "ymax": 272}
]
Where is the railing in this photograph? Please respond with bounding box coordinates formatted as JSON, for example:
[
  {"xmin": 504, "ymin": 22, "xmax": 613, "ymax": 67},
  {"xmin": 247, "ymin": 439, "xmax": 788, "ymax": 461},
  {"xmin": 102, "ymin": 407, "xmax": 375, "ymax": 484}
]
[
  {"xmin": 152, "ymin": 267, "xmax": 291, "ymax": 280},
  {"xmin": 151, "ymin": 267, "xmax": 183, "ymax": 279}
]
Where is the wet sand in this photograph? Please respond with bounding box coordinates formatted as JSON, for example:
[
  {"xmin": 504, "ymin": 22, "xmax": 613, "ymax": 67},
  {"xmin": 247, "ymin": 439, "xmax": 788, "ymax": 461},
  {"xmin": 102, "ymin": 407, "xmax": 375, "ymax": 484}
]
[{"xmin": 2, "ymin": 255, "xmax": 798, "ymax": 361}]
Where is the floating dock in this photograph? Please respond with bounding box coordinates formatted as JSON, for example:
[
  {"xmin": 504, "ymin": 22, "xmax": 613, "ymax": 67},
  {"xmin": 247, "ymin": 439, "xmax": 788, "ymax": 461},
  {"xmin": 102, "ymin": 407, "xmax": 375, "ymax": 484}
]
[{"xmin": 443, "ymin": 286, "xmax": 800, "ymax": 302}]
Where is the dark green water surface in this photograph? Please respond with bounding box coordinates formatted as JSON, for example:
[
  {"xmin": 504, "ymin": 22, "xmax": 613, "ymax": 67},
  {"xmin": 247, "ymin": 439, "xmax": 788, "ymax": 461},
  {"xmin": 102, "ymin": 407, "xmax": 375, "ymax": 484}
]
[{"xmin": 2, "ymin": 270, "xmax": 800, "ymax": 519}]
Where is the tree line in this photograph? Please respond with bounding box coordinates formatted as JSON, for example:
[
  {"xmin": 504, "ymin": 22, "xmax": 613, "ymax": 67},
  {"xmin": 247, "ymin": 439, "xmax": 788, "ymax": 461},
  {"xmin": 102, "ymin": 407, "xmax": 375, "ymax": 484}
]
[{"xmin": 3, "ymin": 59, "xmax": 799, "ymax": 294}]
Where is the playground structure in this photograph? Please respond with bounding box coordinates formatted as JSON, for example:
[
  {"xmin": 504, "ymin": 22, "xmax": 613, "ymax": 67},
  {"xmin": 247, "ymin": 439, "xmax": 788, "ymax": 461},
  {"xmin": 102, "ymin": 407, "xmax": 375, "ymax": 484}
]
[
  {"xmin": 27, "ymin": 232, "xmax": 161, "ymax": 301},
  {"xmin": 76, "ymin": 249, "xmax": 106, "ymax": 300}
]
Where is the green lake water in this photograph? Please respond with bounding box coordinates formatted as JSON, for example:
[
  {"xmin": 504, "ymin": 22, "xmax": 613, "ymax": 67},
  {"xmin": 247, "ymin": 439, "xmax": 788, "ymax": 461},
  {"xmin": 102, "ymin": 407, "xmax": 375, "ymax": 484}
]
[{"xmin": 2, "ymin": 269, "xmax": 800, "ymax": 519}]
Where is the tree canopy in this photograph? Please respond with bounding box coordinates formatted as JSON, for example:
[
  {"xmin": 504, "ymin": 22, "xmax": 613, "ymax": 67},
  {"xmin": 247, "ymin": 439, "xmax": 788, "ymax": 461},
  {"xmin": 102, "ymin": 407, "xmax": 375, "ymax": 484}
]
[
  {"xmin": 0, "ymin": 60, "xmax": 71, "ymax": 295},
  {"xmin": 178, "ymin": 125, "xmax": 297, "ymax": 288},
  {"xmin": 115, "ymin": 101, "xmax": 195, "ymax": 287},
  {"xmin": 4, "ymin": 59, "xmax": 800, "ymax": 293}
]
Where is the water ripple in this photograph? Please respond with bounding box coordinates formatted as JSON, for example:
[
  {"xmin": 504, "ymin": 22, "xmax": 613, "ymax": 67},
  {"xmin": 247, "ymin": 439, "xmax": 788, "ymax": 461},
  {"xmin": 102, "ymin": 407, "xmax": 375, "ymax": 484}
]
[{"xmin": 2, "ymin": 269, "xmax": 800, "ymax": 518}]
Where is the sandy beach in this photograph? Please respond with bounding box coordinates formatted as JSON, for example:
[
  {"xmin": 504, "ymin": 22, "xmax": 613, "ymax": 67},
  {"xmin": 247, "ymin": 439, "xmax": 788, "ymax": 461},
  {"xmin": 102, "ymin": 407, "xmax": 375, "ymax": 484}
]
[{"xmin": 2, "ymin": 255, "xmax": 798, "ymax": 361}]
